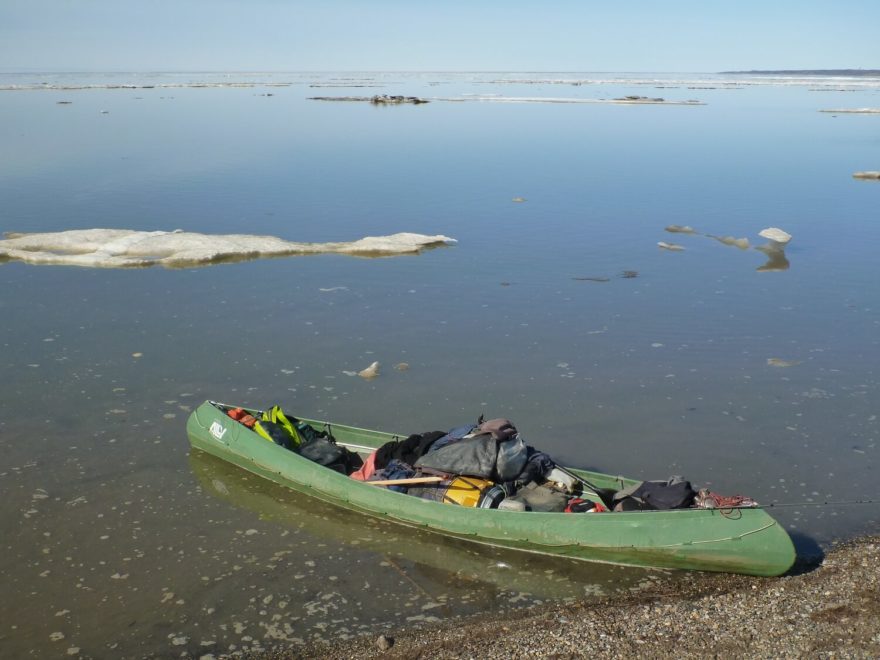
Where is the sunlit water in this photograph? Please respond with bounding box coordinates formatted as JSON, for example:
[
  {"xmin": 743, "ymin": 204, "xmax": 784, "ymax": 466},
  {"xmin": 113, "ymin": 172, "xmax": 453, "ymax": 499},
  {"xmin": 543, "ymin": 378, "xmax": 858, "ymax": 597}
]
[{"xmin": 1, "ymin": 71, "xmax": 879, "ymax": 658}]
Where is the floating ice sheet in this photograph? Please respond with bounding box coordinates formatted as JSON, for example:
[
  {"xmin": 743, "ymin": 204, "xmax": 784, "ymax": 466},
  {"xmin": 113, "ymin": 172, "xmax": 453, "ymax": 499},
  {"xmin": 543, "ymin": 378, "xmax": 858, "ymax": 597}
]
[
  {"xmin": 819, "ymin": 108, "xmax": 880, "ymax": 114},
  {"xmin": 0, "ymin": 229, "xmax": 456, "ymax": 268},
  {"xmin": 312, "ymin": 94, "xmax": 706, "ymax": 106},
  {"xmin": 0, "ymin": 82, "xmax": 292, "ymax": 91}
]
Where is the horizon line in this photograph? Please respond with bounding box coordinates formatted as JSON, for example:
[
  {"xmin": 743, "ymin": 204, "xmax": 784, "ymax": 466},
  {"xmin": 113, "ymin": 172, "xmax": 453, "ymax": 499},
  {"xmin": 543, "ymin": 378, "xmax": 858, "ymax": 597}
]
[{"xmin": 3, "ymin": 68, "xmax": 877, "ymax": 77}]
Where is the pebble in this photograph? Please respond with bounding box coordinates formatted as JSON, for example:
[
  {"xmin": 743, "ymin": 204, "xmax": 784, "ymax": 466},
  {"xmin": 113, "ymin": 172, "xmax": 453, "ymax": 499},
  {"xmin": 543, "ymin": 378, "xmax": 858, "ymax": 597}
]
[{"xmin": 278, "ymin": 536, "xmax": 880, "ymax": 659}]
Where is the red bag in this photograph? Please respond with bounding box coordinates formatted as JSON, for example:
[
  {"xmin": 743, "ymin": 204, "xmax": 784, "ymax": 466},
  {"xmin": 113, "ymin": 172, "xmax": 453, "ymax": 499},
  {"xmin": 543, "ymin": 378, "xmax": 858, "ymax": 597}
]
[
  {"xmin": 227, "ymin": 407, "xmax": 256, "ymax": 428},
  {"xmin": 565, "ymin": 498, "xmax": 607, "ymax": 513}
]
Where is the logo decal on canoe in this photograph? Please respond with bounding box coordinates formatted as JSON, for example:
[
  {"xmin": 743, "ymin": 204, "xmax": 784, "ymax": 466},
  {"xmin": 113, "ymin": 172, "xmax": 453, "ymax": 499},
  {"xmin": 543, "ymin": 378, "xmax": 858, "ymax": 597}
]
[{"xmin": 209, "ymin": 421, "xmax": 228, "ymax": 440}]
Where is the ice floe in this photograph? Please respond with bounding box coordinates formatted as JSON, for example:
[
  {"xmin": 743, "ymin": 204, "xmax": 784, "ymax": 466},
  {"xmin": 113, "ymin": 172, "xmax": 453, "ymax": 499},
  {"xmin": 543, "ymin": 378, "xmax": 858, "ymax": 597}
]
[
  {"xmin": 758, "ymin": 227, "xmax": 792, "ymax": 245},
  {"xmin": 659, "ymin": 225, "xmax": 793, "ymax": 271},
  {"xmin": 819, "ymin": 107, "xmax": 880, "ymax": 114},
  {"xmin": 0, "ymin": 82, "xmax": 292, "ymax": 91},
  {"xmin": 0, "ymin": 229, "xmax": 456, "ymax": 268},
  {"xmin": 309, "ymin": 94, "xmax": 704, "ymax": 106},
  {"xmin": 434, "ymin": 95, "xmax": 705, "ymax": 105},
  {"xmin": 357, "ymin": 361, "xmax": 380, "ymax": 380},
  {"xmin": 709, "ymin": 235, "xmax": 750, "ymax": 249}
]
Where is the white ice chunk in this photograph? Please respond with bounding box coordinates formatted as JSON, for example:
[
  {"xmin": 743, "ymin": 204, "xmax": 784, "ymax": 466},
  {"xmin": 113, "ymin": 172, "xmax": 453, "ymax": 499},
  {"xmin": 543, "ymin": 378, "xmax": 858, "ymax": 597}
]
[
  {"xmin": 0, "ymin": 229, "xmax": 456, "ymax": 269},
  {"xmin": 758, "ymin": 227, "xmax": 792, "ymax": 245},
  {"xmin": 357, "ymin": 361, "xmax": 380, "ymax": 380}
]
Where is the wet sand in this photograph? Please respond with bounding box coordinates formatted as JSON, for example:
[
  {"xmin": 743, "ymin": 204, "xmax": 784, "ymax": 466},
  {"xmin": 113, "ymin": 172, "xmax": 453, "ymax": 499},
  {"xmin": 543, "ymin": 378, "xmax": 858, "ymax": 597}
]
[{"xmin": 257, "ymin": 536, "xmax": 880, "ymax": 659}]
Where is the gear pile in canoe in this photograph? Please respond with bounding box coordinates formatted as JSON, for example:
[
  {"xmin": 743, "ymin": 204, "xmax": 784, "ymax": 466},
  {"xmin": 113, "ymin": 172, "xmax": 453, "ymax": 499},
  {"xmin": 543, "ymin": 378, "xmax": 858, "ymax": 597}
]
[{"xmin": 186, "ymin": 400, "xmax": 796, "ymax": 576}]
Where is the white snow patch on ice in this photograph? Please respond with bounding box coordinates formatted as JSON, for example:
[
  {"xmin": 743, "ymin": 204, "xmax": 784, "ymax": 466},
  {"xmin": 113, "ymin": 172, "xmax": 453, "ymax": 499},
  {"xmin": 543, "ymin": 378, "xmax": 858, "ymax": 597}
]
[{"xmin": 0, "ymin": 229, "xmax": 456, "ymax": 268}]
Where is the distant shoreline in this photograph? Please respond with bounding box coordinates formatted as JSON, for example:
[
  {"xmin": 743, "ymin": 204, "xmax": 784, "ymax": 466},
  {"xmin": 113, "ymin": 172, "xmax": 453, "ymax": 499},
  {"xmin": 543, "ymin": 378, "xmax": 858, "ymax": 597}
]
[{"xmin": 720, "ymin": 69, "xmax": 880, "ymax": 76}]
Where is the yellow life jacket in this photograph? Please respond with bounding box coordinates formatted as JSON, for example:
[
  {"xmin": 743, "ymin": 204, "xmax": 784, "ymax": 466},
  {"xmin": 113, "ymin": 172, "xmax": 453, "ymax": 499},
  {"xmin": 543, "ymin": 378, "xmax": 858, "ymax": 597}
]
[{"xmin": 261, "ymin": 405, "xmax": 303, "ymax": 447}]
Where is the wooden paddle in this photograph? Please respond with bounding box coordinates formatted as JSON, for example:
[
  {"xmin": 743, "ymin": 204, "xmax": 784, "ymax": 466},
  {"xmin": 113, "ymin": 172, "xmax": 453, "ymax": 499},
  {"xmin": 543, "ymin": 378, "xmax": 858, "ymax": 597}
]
[{"xmin": 365, "ymin": 476, "xmax": 445, "ymax": 487}]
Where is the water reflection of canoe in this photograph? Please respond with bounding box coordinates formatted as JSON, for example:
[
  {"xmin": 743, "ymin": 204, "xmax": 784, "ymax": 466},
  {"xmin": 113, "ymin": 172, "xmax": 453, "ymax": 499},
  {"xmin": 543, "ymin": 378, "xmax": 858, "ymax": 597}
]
[
  {"xmin": 186, "ymin": 401, "xmax": 796, "ymax": 577},
  {"xmin": 188, "ymin": 450, "xmax": 654, "ymax": 600}
]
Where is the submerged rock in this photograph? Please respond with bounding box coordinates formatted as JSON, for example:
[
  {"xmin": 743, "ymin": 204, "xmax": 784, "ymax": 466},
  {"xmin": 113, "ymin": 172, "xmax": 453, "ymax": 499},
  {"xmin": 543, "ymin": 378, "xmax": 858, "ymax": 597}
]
[
  {"xmin": 711, "ymin": 235, "xmax": 750, "ymax": 249},
  {"xmin": 755, "ymin": 247, "xmax": 791, "ymax": 272},
  {"xmin": 665, "ymin": 225, "xmax": 697, "ymax": 234},
  {"xmin": 767, "ymin": 358, "xmax": 801, "ymax": 368}
]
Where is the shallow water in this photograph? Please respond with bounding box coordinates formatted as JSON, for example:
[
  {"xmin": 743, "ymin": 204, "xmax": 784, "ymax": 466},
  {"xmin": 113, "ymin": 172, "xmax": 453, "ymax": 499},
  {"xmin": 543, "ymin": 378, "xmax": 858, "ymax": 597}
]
[{"xmin": 1, "ymin": 71, "xmax": 879, "ymax": 657}]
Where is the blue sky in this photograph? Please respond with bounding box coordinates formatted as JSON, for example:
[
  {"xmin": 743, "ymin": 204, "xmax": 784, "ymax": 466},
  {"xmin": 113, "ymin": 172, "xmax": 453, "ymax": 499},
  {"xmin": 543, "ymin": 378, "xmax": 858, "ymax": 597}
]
[{"xmin": 1, "ymin": 0, "xmax": 878, "ymax": 72}]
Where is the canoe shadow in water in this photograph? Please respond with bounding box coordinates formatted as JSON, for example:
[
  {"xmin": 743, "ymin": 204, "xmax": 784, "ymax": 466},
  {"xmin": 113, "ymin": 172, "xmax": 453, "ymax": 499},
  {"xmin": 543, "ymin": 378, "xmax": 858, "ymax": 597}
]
[
  {"xmin": 187, "ymin": 450, "xmax": 661, "ymax": 602},
  {"xmin": 786, "ymin": 532, "xmax": 825, "ymax": 576}
]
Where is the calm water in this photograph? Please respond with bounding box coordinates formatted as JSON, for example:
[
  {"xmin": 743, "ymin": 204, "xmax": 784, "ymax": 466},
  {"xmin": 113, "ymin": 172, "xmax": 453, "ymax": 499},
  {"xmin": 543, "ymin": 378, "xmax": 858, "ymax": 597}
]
[{"xmin": 1, "ymin": 71, "xmax": 879, "ymax": 657}]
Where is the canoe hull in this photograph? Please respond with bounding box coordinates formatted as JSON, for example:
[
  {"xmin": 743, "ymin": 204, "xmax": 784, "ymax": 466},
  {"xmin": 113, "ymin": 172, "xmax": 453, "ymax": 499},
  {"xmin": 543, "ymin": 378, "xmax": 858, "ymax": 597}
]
[{"xmin": 186, "ymin": 401, "xmax": 796, "ymax": 576}]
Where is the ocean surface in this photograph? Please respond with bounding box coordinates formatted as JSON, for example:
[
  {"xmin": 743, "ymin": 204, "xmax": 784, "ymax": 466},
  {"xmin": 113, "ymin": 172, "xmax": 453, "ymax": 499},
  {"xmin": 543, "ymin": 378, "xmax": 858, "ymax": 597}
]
[{"xmin": 1, "ymin": 71, "xmax": 879, "ymax": 657}]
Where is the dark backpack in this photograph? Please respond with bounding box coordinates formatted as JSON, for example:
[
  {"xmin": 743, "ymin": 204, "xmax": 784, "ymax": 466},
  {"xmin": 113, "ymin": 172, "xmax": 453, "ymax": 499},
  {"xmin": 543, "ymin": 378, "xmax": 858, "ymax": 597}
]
[
  {"xmin": 255, "ymin": 405, "xmax": 362, "ymax": 474},
  {"xmin": 299, "ymin": 436, "xmax": 363, "ymax": 475},
  {"xmin": 261, "ymin": 404, "xmax": 325, "ymax": 448},
  {"xmin": 253, "ymin": 420, "xmax": 297, "ymax": 450},
  {"xmin": 613, "ymin": 478, "xmax": 696, "ymax": 510}
]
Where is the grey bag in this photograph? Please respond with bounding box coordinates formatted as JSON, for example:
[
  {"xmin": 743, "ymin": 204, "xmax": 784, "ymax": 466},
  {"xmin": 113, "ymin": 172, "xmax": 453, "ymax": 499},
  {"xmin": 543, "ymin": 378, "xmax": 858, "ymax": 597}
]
[
  {"xmin": 414, "ymin": 435, "xmax": 497, "ymax": 478},
  {"xmin": 495, "ymin": 433, "xmax": 528, "ymax": 481},
  {"xmin": 414, "ymin": 431, "xmax": 528, "ymax": 481},
  {"xmin": 508, "ymin": 482, "xmax": 569, "ymax": 512}
]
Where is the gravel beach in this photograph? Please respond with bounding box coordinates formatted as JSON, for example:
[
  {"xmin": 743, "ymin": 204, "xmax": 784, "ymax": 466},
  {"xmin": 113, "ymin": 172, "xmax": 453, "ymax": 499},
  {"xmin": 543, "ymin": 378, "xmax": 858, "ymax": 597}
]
[{"xmin": 254, "ymin": 535, "xmax": 880, "ymax": 659}]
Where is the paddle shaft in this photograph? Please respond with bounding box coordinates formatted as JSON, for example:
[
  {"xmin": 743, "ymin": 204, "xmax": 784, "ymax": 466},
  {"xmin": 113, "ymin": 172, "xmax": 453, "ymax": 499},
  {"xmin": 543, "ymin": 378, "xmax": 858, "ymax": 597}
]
[{"xmin": 365, "ymin": 476, "xmax": 445, "ymax": 487}]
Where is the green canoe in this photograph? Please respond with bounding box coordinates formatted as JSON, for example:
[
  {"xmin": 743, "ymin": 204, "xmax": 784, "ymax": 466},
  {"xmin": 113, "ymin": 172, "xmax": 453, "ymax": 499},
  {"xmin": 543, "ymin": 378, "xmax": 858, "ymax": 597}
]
[{"xmin": 186, "ymin": 400, "xmax": 796, "ymax": 577}]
